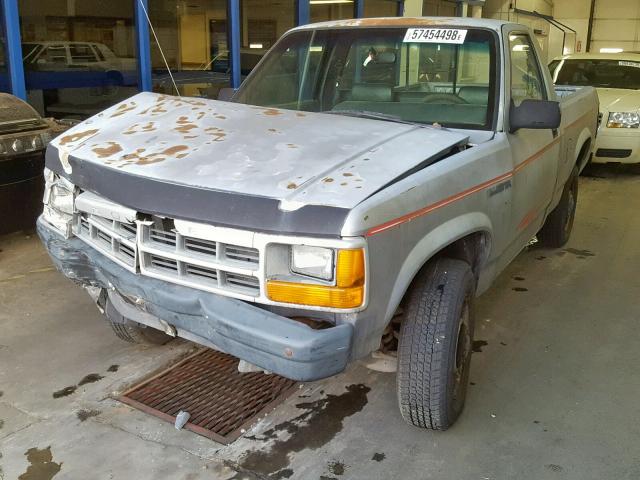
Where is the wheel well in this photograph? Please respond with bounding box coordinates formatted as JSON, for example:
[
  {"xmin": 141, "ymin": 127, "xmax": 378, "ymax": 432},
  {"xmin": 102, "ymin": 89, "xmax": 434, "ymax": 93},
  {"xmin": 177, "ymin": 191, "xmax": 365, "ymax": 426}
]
[
  {"xmin": 382, "ymin": 231, "xmax": 490, "ymax": 352},
  {"xmin": 434, "ymin": 231, "xmax": 490, "ymax": 280},
  {"xmin": 576, "ymin": 138, "xmax": 591, "ymax": 169}
]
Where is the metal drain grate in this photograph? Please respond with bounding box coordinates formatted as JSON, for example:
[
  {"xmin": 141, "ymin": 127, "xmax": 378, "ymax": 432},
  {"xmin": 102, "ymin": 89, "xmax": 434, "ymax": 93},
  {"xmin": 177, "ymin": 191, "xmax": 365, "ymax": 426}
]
[{"xmin": 118, "ymin": 349, "xmax": 298, "ymax": 444}]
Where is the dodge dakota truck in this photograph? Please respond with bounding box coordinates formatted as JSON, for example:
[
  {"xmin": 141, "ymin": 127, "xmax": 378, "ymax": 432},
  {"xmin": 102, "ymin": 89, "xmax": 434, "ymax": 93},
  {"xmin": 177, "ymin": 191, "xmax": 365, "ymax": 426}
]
[{"xmin": 38, "ymin": 18, "xmax": 598, "ymax": 430}]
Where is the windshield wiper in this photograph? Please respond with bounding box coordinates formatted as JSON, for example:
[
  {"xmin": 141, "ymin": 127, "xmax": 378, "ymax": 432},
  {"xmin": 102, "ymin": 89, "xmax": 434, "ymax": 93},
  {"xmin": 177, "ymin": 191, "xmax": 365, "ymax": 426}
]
[{"xmin": 325, "ymin": 109, "xmax": 416, "ymax": 125}]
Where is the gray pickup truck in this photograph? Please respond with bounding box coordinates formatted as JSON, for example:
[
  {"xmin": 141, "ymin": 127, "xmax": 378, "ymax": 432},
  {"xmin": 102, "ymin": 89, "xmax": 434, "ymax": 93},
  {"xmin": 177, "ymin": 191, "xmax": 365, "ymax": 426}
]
[{"xmin": 38, "ymin": 18, "xmax": 598, "ymax": 430}]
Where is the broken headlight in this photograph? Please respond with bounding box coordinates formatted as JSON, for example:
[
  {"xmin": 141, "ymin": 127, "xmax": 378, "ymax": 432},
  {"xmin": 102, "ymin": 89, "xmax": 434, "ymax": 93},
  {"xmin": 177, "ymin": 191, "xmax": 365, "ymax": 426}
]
[{"xmin": 42, "ymin": 168, "xmax": 75, "ymax": 237}]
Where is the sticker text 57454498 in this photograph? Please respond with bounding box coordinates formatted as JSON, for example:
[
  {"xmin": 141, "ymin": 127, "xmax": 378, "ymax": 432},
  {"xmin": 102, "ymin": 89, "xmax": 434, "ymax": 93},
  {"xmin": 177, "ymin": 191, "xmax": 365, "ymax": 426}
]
[{"xmin": 403, "ymin": 28, "xmax": 468, "ymax": 44}]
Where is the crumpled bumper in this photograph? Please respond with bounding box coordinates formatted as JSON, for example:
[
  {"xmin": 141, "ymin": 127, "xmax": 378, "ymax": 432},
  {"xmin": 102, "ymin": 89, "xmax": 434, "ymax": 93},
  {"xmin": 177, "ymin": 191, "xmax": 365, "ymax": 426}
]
[{"xmin": 37, "ymin": 216, "xmax": 353, "ymax": 381}]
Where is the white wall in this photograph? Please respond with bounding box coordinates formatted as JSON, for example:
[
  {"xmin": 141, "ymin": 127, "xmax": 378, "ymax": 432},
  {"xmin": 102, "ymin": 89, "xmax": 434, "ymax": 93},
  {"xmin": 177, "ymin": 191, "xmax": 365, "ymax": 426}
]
[
  {"xmin": 554, "ymin": 0, "xmax": 640, "ymax": 53},
  {"xmin": 483, "ymin": 0, "xmax": 555, "ymax": 61}
]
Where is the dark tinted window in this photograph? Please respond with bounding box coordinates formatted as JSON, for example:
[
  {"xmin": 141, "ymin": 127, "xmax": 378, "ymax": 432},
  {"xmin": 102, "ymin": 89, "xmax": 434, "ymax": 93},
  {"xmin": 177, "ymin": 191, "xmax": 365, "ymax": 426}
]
[{"xmin": 550, "ymin": 58, "xmax": 640, "ymax": 89}]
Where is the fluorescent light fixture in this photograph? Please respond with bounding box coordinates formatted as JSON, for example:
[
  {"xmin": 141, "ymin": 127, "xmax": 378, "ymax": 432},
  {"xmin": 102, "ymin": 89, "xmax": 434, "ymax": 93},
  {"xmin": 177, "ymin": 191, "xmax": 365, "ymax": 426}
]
[
  {"xmin": 249, "ymin": 43, "xmax": 263, "ymax": 49},
  {"xmin": 310, "ymin": 0, "xmax": 353, "ymax": 4},
  {"xmin": 600, "ymin": 47, "xmax": 623, "ymax": 53}
]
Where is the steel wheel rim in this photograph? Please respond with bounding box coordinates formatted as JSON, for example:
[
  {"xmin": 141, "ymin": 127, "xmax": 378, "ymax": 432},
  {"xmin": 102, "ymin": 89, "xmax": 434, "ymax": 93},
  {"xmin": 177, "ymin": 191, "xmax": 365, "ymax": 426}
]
[{"xmin": 453, "ymin": 301, "xmax": 471, "ymax": 398}]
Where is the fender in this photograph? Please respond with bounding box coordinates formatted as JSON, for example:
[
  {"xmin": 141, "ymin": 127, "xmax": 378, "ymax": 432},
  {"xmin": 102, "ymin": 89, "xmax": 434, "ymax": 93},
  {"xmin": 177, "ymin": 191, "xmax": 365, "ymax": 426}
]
[
  {"xmin": 573, "ymin": 128, "xmax": 592, "ymax": 171},
  {"xmin": 381, "ymin": 211, "xmax": 493, "ymax": 323}
]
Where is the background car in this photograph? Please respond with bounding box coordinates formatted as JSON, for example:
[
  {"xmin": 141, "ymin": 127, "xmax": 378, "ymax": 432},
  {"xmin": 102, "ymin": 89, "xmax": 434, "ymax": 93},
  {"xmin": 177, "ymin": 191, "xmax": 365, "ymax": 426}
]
[
  {"xmin": 550, "ymin": 53, "xmax": 640, "ymax": 164},
  {"xmin": 0, "ymin": 93, "xmax": 71, "ymax": 234}
]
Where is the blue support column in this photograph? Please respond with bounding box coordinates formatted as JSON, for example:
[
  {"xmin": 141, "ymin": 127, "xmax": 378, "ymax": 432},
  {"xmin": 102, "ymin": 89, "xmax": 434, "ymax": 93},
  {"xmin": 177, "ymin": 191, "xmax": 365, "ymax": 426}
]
[
  {"xmin": 397, "ymin": 0, "xmax": 405, "ymax": 16},
  {"xmin": 134, "ymin": 0, "xmax": 153, "ymax": 92},
  {"xmin": 228, "ymin": 0, "xmax": 241, "ymax": 89},
  {"xmin": 354, "ymin": 0, "xmax": 364, "ymax": 18},
  {"xmin": 296, "ymin": 0, "xmax": 310, "ymax": 26},
  {"xmin": 1, "ymin": 0, "xmax": 26, "ymax": 99}
]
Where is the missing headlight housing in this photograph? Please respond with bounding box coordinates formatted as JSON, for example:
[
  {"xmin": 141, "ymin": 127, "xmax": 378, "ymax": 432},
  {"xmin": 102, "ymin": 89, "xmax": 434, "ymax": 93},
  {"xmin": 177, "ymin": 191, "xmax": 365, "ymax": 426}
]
[{"xmin": 42, "ymin": 168, "xmax": 75, "ymax": 237}]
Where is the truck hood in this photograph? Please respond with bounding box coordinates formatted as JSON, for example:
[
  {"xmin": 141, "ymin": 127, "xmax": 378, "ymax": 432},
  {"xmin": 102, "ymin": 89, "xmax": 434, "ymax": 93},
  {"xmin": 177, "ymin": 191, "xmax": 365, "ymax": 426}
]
[
  {"xmin": 595, "ymin": 88, "xmax": 640, "ymax": 113},
  {"xmin": 49, "ymin": 92, "xmax": 468, "ymax": 211}
]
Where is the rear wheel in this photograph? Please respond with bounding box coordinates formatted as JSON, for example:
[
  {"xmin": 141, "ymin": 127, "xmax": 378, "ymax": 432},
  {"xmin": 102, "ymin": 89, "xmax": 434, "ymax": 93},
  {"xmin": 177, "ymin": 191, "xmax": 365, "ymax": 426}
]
[
  {"xmin": 538, "ymin": 167, "xmax": 579, "ymax": 248},
  {"xmin": 105, "ymin": 297, "xmax": 173, "ymax": 345},
  {"xmin": 397, "ymin": 258, "xmax": 476, "ymax": 430}
]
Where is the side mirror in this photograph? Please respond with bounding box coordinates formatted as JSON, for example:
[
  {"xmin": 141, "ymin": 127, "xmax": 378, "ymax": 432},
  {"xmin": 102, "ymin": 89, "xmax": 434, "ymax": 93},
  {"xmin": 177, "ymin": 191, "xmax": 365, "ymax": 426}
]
[
  {"xmin": 509, "ymin": 99, "xmax": 561, "ymax": 133},
  {"xmin": 217, "ymin": 87, "xmax": 236, "ymax": 102}
]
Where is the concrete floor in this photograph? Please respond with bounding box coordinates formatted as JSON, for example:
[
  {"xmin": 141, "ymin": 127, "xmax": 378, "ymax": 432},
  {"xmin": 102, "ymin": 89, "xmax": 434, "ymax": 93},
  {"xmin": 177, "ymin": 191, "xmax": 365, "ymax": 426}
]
[{"xmin": 2, "ymin": 164, "xmax": 640, "ymax": 480}]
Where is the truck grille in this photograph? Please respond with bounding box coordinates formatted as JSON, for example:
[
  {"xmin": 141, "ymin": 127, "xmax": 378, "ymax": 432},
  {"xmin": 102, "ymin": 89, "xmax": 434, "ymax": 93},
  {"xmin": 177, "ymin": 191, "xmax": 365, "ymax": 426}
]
[
  {"xmin": 138, "ymin": 223, "xmax": 260, "ymax": 297},
  {"xmin": 74, "ymin": 213, "xmax": 138, "ymax": 272},
  {"xmin": 72, "ymin": 193, "xmax": 263, "ymax": 300}
]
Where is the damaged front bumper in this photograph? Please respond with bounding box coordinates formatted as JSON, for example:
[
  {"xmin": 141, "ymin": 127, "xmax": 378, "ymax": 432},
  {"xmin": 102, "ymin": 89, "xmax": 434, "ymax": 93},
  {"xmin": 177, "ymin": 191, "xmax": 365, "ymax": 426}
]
[{"xmin": 37, "ymin": 217, "xmax": 353, "ymax": 381}]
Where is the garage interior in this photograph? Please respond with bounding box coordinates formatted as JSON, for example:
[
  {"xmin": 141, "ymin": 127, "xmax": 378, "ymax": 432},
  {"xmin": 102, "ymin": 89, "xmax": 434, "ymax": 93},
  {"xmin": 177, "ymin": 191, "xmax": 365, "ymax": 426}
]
[{"xmin": 2, "ymin": 0, "xmax": 640, "ymax": 479}]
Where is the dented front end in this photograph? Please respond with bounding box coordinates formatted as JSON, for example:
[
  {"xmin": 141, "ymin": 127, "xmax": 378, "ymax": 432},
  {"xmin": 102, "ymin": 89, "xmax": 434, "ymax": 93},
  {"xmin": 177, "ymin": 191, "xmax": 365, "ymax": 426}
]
[{"xmin": 39, "ymin": 91, "xmax": 469, "ymax": 380}]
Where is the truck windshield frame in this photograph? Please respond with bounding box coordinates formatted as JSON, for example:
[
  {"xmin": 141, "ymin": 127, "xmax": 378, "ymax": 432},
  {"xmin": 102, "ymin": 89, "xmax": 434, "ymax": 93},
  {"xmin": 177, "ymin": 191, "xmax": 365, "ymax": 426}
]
[
  {"xmin": 234, "ymin": 27, "xmax": 499, "ymax": 131},
  {"xmin": 550, "ymin": 58, "xmax": 640, "ymax": 90}
]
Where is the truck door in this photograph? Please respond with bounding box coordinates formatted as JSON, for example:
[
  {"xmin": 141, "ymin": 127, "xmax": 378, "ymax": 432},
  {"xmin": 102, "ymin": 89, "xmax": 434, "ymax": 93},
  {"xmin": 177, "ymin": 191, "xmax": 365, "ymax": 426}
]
[{"xmin": 505, "ymin": 29, "xmax": 560, "ymax": 245}]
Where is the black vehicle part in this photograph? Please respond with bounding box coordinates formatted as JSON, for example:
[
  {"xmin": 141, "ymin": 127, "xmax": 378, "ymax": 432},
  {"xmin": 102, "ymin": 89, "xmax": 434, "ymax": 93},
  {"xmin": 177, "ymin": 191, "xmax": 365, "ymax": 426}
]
[
  {"xmin": 397, "ymin": 257, "xmax": 476, "ymax": 430},
  {"xmin": 105, "ymin": 296, "xmax": 173, "ymax": 345},
  {"xmin": 538, "ymin": 167, "xmax": 578, "ymax": 248}
]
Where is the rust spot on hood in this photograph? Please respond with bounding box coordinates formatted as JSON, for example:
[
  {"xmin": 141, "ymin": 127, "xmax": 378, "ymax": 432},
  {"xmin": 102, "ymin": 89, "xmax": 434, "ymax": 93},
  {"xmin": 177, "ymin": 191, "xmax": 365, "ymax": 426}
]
[
  {"xmin": 174, "ymin": 124, "xmax": 198, "ymax": 134},
  {"xmin": 110, "ymin": 101, "xmax": 137, "ymax": 118},
  {"xmin": 163, "ymin": 145, "xmax": 189, "ymax": 156},
  {"xmin": 322, "ymin": 177, "xmax": 334, "ymax": 183},
  {"xmin": 205, "ymin": 127, "xmax": 227, "ymax": 142},
  {"xmin": 287, "ymin": 182, "xmax": 297, "ymax": 189},
  {"xmin": 119, "ymin": 145, "xmax": 190, "ymax": 166},
  {"xmin": 92, "ymin": 142, "xmax": 123, "ymax": 158},
  {"xmin": 123, "ymin": 122, "xmax": 156, "ymax": 135},
  {"xmin": 59, "ymin": 129, "xmax": 99, "ymax": 146},
  {"xmin": 296, "ymin": 112, "xmax": 307, "ymax": 117},
  {"xmin": 262, "ymin": 108, "xmax": 283, "ymax": 116}
]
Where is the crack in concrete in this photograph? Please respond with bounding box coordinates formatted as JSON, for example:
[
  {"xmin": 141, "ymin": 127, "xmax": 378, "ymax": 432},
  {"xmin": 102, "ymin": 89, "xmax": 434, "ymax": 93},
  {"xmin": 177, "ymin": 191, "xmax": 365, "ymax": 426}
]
[{"xmin": 92, "ymin": 416, "xmax": 222, "ymax": 462}]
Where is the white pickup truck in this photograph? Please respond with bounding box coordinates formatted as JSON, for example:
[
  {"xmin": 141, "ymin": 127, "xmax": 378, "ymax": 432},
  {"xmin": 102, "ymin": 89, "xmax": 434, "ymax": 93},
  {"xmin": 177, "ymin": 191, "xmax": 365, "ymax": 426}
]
[{"xmin": 38, "ymin": 18, "xmax": 598, "ymax": 430}]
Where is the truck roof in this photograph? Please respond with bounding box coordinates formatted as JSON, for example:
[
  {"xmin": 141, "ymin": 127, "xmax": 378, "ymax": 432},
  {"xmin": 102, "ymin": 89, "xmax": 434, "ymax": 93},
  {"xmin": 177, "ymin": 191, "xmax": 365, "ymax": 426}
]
[{"xmin": 293, "ymin": 16, "xmax": 518, "ymax": 33}]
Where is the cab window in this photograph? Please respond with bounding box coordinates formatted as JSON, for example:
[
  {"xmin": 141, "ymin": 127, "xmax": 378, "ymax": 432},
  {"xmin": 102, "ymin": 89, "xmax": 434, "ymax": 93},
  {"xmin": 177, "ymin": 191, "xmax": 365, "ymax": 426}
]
[{"xmin": 509, "ymin": 33, "xmax": 545, "ymax": 105}]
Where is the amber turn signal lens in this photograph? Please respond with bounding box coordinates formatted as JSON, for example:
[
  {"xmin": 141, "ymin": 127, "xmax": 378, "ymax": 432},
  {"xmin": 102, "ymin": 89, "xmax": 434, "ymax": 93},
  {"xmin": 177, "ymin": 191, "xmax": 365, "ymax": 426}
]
[{"xmin": 267, "ymin": 248, "xmax": 365, "ymax": 309}]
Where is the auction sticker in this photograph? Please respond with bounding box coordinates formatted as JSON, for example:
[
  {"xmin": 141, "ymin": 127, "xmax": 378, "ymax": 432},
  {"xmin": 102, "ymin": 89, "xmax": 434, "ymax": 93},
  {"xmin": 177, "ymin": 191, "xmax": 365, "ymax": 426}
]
[{"xmin": 404, "ymin": 28, "xmax": 468, "ymax": 44}]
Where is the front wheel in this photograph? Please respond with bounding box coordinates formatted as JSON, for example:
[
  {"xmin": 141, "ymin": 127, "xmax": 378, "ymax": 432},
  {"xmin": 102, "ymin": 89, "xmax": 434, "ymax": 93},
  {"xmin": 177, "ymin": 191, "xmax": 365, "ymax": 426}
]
[
  {"xmin": 538, "ymin": 167, "xmax": 579, "ymax": 248},
  {"xmin": 105, "ymin": 297, "xmax": 173, "ymax": 345},
  {"xmin": 397, "ymin": 258, "xmax": 476, "ymax": 430}
]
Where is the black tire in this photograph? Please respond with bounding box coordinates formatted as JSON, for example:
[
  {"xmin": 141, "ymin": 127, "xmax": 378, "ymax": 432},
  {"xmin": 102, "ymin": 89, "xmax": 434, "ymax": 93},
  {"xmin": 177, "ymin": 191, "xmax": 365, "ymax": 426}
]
[
  {"xmin": 538, "ymin": 167, "xmax": 579, "ymax": 248},
  {"xmin": 397, "ymin": 258, "xmax": 476, "ymax": 430},
  {"xmin": 105, "ymin": 297, "xmax": 173, "ymax": 345}
]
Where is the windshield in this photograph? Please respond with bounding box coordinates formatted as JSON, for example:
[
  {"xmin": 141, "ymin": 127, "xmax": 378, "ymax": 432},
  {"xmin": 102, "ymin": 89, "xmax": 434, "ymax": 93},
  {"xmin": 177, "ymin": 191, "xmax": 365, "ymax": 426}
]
[
  {"xmin": 549, "ymin": 58, "xmax": 640, "ymax": 90},
  {"xmin": 234, "ymin": 27, "xmax": 498, "ymax": 130}
]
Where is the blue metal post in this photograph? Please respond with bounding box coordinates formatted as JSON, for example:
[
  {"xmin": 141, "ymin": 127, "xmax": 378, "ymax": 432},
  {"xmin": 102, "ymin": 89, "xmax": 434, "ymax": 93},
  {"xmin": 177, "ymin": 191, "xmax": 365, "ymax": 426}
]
[
  {"xmin": 354, "ymin": 0, "xmax": 364, "ymax": 18},
  {"xmin": 134, "ymin": 0, "xmax": 153, "ymax": 91},
  {"xmin": 296, "ymin": 0, "xmax": 310, "ymax": 26},
  {"xmin": 1, "ymin": 0, "xmax": 26, "ymax": 99},
  {"xmin": 228, "ymin": 0, "xmax": 241, "ymax": 88},
  {"xmin": 397, "ymin": 0, "xmax": 405, "ymax": 16}
]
